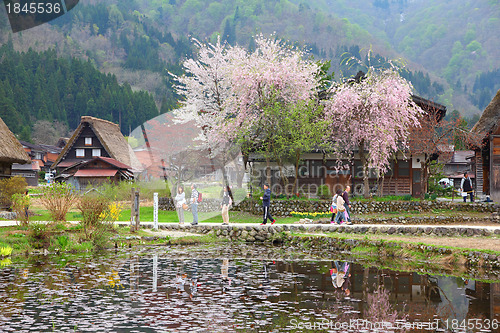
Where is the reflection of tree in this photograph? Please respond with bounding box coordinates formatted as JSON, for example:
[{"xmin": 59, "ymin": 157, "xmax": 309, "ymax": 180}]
[{"xmin": 365, "ymin": 285, "xmax": 408, "ymax": 328}]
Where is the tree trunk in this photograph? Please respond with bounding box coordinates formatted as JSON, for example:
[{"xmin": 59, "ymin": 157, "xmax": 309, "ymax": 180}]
[
  {"xmin": 293, "ymin": 150, "xmax": 301, "ymax": 195},
  {"xmin": 277, "ymin": 161, "xmax": 289, "ymax": 195},
  {"xmin": 359, "ymin": 140, "xmax": 370, "ymax": 198},
  {"xmin": 265, "ymin": 157, "xmax": 271, "ymax": 188},
  {"xmin": 420, "ymin": 161, "xmax": 426, "ymax": 199},
  {"xmin": 420, "ymin": 158, "xmax": 430, "ymax": 199},
  {"xmin": 377, "ymin": 172, "xmax": 385, "ymax": 197}
]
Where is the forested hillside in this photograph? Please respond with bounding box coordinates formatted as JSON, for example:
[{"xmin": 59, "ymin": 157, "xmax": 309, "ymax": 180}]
[
  {"xmin": 0, "ymin": 0, "xmax": 498, "ymax": 141},
  {"xmin": 0, "ymin": 40, "xmax": 158, "ymax": 142},
  {"xmin": 298, "ymin": 0, "xmax": 500, "ymax": 113}
]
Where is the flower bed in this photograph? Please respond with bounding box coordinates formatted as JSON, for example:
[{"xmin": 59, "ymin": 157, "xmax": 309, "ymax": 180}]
[{"xmin": 290, "ymin": 211, "xmax": 331, "ymax": 219}]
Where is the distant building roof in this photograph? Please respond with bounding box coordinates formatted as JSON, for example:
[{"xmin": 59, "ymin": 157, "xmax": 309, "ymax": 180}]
[
  {"xmin": 0, "ymin": 117, "xmax": 31, "ymax": 164},
  {"xmin": 52, "ymin": 116, "xmax": 142, "ymax": 171},
  {"xmin": 449, "ymin": 150, "xmax": 474, "ymax": 164},
  {"xmin": 12, "ymin": 161, "xmax": 40, "ymax": 171},
  {"xmin": 471, "ymin": 89, "xmax": 500, "ymax": 140},
  {"xmin": 448, "ymin": 172, "xmax": 475, "ymax": 179},
  {"xmin": 74, "ymin": 169, "xmax": 118, "ymax": 177}
]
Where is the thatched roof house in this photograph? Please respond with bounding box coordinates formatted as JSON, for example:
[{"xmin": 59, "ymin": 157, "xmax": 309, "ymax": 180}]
[
  {"xmin": 52, "ymin": 116, "xmax": 142, "ymax": 172},
  {"xmin": 472, "ymin": 90, "xmax": 500, "ymax": 136},
  {"xmin": 0, "ymin": 117, "xmax": 30, "ymax": 178},
  {"xmin": 471, "ymin": 89, "xmax": 500, "ymax": 202}
]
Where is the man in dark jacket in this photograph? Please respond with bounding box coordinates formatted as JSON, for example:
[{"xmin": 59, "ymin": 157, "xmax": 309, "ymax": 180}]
[
  {"xmin": 260, "ymin": 184, "xmax": 276, "ymax": 225},
  {"xmin": 460, "ymin": 172, "xmax": 474, "ymax": 202}
]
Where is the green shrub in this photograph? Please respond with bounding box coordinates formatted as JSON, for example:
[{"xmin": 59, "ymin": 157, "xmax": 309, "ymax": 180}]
[
  {"xmin": 318, "ymin": 184, "xmax": 331, "ymax": 199},
  {"xmin": 402, "ymin": 194, "xmax": 413, "ymax": 201},
  {"xmin": 0, "ymin": 176, "xmax": 27, "ymax": 208},
  {"xmin": 55, "ymin": 235, "xmax": 69, "ymax": 250},
  {"xmin": 424, "ymin": 193, "xmax": 438, "ymax": 201},
  {"xmin": 28, "ymin": 223, "xmax": 49, "ymax": 249},
  {"xmin": 93, "ymin": 180, "xmax": 171, "ymax": 201},
  {"xmin": 11, "ymin": 192, "xmax": 30, "ymax": 226},
  {"xmin": 76, "ymin": 194, "xmax": 110, "ymax": 241},
  {"xmin": 39, "ymin": 182, "xmax": 78, "ymax": 222},
  {"xmin": 0, "ymin": 246, "xmax": 13, "ymax": 256}
]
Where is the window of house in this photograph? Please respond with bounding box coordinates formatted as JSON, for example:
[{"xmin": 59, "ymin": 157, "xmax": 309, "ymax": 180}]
[
  {"xmin": 398, "ymin": 160, "xmax": 410, "ymax": 177},
  {"xmin": 354, "ymin": 160, "xmax": 378, "ymax": 178},
  {"xmin": 92, "ymin": 149, "xmax": 101, "ymax": 157},
  {"xmin": 85, "ymin": 137, "xmax": 92, "ymax": 146},
  {"xmin": 353, "ymin": 161, "xmax": 363, "ymax": 178},
  {"xmin": 385, "ymin": 161, "xmax": 394, "ymax": 176},
  {"xmin": 76, "ymin": 149, "xmax": 85, "ymax": 158},
  {"xmin": 298, "ymin": 161, "xmax": 309, "ymax": 177},
  {"xmin": 309, "ymin": 160, "xmax": 324, "ymax": 177},
  {"xmin": 34, "ymin": 152, "xmax": 42, "ymax": 160}
]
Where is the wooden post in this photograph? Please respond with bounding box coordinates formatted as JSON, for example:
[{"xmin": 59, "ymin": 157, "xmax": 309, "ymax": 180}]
[
  {"xmin": 131, "ymin": 187, "xmax": 135, "ymax": 231},
  {"xmin": 135, "ymin": 188, "xmax": 140, "ymax": 231},
  {"xmin": 130, "ymin": 188, "xmax": 140, "ymax": 232},
  {"xmin": 153, "ymin": 192, "xmax": 158, "ymax": 230}
]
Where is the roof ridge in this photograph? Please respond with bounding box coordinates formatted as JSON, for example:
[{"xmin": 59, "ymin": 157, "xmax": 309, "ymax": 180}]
[{"xmin": 81, "ymin": 116, "xmax": 120, "ymax": 128}]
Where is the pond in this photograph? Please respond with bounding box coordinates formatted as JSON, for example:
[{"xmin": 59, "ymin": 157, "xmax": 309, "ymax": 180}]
[{"xmin": 0, "ymin": 244, "xmax": 499, "ymax": 332}]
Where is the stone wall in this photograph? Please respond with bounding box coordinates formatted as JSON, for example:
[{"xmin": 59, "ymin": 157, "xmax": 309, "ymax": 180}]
[
  {"xmin": 152, "ymin": 222, "xmax": 500, "ymax": 241},
  {"xmin": 233, "ymin": 199, "xmax": 498, "ymax": 216},
  {"xmin": 159, "ymin": 197, "xmax": 222, "ymax": 212}
]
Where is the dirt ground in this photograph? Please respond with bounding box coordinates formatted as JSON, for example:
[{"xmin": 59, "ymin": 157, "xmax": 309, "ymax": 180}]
[{"xmin": 332, "ymin": 233, "xmax": 500, "ymax": 252}]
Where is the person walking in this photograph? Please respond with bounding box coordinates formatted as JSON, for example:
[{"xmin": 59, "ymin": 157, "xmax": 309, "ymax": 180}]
[
  {"xmin": 260, "ymin": 184, "xmax": 276, "ymax": 225},
  {"xmin": 330, "ymin": 192, "xmax": 338, "ymax": 223},
  {"xmin": 190, "ymin": 184, "xmax": 199, "ymax": 225},
  {"xmin": 335, "ymin": 261, "xmax": 351, "ymax": 296},
  {"xmin": 221, "ymin": 185, "xmax": 232, "ymax": 225},
  {"xmin": 342, "ymin": 185, "xmax": 353, "ymax": 225},
  {"xmin": 330, "ymin": 261, "xmax": 339, "ymax": 288},
  {"xmin": 460, "ymin": 172, "xmax": 474, "ymax": 202},
  {"xmin": 175, "ymin": 185, "xmax": 186, "ymax": 224},
  {"xmin": 334, "ymin": 189, "xmax": 346, "ymax": 225}
]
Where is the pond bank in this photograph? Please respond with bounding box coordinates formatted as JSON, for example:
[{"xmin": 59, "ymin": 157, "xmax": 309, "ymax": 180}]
[{"xmin": 126, "ymin": 222, "xmax": 500, "ymax": 272}]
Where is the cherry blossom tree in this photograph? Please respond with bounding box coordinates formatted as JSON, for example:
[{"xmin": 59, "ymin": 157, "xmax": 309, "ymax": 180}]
[
  {"xmin": 323, "ymin": 68, "xmax": 423, "ymax": 198},
  {"xmin": 171, "ymin": 36, "xmax": 242, "ymax": 148},
  {"xmin": 171, "ymin": 36, "xmax": 245, "ymax": 186},
  {"xmin": 173, "ymin": 35, "xmax": 323, "ymax": 187},
  {"xmin": 222, "ymin": 35, "xmax": 322, "ymax": 185}
]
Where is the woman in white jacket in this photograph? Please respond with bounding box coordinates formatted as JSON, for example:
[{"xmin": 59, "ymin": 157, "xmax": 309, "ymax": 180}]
[
  {"xmin": 175, "ymin": 186, "xmax": 186, "ymax": 224},
  {"xmin": 334, "ymin": 189, "xmax": 346, "ymax": 225}
]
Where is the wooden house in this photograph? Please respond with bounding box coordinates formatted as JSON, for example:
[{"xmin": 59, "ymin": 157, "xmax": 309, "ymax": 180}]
[
  {"xmin": 0, "ymin": 117, "xmax": 31, "ymax": 180},
  {"xmin": 471, "ymin": 89, "xmax": 500, "ymax": 202},
  {"xmin": 248, "ymin": 96, "xmax": 446, "ymax": 197},
  {"xmin": 52, "ymin": 116, "xmax": 142, "ymax": 175},
  {"xmin": 11, "ymin": 161, "xmax": 41, "ymax": 186},
  {"xmin": 55, "ymin": 156, "xmax": 134, "ymax": 190}
]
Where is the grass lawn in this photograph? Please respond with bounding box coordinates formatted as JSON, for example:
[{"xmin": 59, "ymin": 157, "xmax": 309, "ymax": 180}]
[
  {"xmin": 25, "ymin": 205, "xmax": 489, "ymax": 224},
  {"xmin": 120, "ymin": 207, "xmax": 298, "ymax": 224},
  {"xmin": 28, "ymin": 207, "xmax": 299, "ymax": 224}
]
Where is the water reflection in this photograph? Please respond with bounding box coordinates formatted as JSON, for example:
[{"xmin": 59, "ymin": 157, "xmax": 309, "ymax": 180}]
[{"xmin": 0, "ymin": 245, "xmax": 499, "ymax": 332}]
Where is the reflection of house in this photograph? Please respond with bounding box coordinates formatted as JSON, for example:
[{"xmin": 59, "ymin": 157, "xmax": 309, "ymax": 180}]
[
  {"xmin": 471, "ymin": 89, "xmax": 500, "ymax": 202},
  {"xmin": 55, "ymin": 157, "xmax": 134, "ymax": 190},
  {"xmin": 249, "ymin": 96, "xmax": 446, "ymax": 197},
  {"xmin": 52, "ymin": 116, "xmax": 142, "ymax": 178},
  {"xmin": 0, "ymin": 117, "xmax": 31, "ymax": 180}
]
